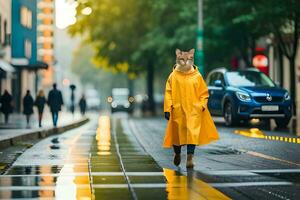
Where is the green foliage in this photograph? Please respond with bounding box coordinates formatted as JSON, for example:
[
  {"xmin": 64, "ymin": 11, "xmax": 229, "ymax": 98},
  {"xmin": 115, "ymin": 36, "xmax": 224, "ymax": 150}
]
[
  {"xmin": 69, "ymin": 0, "xmax": 198, "ymax": 79},
  {"xmin": 69, "ymin": 0, "xmax": 299, "ymax": 96}
]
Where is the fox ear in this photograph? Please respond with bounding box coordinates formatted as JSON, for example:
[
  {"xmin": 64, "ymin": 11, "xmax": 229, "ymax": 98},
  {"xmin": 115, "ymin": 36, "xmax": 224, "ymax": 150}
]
[
  {"xmin": 189, "ymin": 48, "xmax": 195, "ymax": 54},
  {"xmin": 176, "ymin": 49, "xmax": 181, "ymax": 56}
]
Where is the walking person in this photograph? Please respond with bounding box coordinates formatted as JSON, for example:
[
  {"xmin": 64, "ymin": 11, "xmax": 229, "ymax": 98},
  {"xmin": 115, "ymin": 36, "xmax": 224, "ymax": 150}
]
[
  {"xmin": 23, "ymin": 90, "xmax": 34, "ymax": 128},
  {"xmin": 0, "ymin": 90, "xmax": 13, "ymax": 124},
  {"xmin": 48, "ymin": 83, "xmax": 64, "ymax": 127},
  {"xmin": 163, "ymin": 49, "xmax": 219, "ymax": 168},
  {"xmin": 35, "ymin": 90, "xmax": 47, "ymax": 127},
  {"xmin": 79, "ymin": 94, "xmax": 87, "ymax": 116}
]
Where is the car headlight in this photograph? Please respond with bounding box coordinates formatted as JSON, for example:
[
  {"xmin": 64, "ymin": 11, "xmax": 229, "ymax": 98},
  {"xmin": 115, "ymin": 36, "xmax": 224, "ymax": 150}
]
[
  {"xmin": 284, "ymin": 92, "xmax": 290, "ymax": 100},
  {"xmin": 111, "ymin": 102, "xmax": 117, "ymax": 108},
  {"xmin": 236, "ymin": 92, "xmax": 251, "ymax": 102},
  {"xmin": 124, "ymin": 102, "xmax": 130, "ymax": 108}
]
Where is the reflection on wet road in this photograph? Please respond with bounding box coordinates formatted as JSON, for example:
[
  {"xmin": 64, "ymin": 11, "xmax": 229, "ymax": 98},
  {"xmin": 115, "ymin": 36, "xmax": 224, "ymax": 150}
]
[
  {"xmin": 164, "ymin": 168, "xmax": 230, "ymax": 199},
  {"xmin": 0, "ymin": 114, "xmax": 232, "ymax": 199},
  {"xmin": 3, "ymin": 113, "xmax": 298, "ymax": 199},
  {"xmin": 0, "ymin": 121, "xmax": 95, "ymax": 199}
]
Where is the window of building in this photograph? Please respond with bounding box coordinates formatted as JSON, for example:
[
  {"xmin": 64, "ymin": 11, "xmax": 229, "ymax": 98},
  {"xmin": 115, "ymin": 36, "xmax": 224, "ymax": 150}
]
[
  {"xmin": 25, "ymin": 39, "xmax": 32, "ymax": 59},
  {"xmin": 0, "ymin": 14, "xmax": 2, "ymax": 44},
  {"xmin": 3, "ymin": 20, "xmax": 9, "ymax": 46},
  {"xmin": 20, "ymin": 6, "xmax": 32, "ymax": 29}
]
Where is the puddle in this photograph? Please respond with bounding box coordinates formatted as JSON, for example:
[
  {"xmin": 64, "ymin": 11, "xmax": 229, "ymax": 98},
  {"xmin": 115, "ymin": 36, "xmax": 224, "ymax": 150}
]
[
  {"xmin": 1, "ymin": 122, "xmax": 95, "ymax": 199},
  {"xmin": 51, "ymin": 138, "xmax": 59, "ymax": 144},
  {"xmin": 50, "ymin": 145, "xmax": 60, "ymax": 150},
  {"xmin": 202, "ymin": 146, "xmax": 243, "ymax": 155}
]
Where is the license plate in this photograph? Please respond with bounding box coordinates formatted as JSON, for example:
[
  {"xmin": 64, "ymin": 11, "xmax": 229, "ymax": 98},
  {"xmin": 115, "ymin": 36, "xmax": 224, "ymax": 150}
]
[{"xmin": 261, "ymin": 105, "xmax": 279, "ymax": 111}]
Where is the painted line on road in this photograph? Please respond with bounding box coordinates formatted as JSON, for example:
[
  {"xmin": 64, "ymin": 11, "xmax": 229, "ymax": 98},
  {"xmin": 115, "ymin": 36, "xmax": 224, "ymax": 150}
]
[
  {"xmin": 234, "ymin": 128, "xmax": 300, "ymax": 144},
  {"xmin": 242, "ymin": 149, "xmax": 300, "ymax": 167},
  {"xmin": 0, "ymin": 185, "xmax": 91, "ymax": 191},
  {"xmin": 0, "ymin": 172, "xmax": 165, "ymax": 178},
  {"xmin": 0, "ymin": 181, "xmax": 293, "ymax": 192},
  {"xmin": 198, "ymin": 169, "xmax": 300, "ymax": 176},
  {"xmin": 211, "ymin": 181, "xmax": 293, "ymax": 188}
]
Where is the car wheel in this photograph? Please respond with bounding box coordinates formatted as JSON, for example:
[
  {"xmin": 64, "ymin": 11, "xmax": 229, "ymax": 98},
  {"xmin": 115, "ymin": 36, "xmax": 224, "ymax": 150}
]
[
  {"xmin": 224, "ymin": 102, "xmax": 237, "ymax": 126},
  {"xmin": 275, "ymin": 118, "xmax": 290, "ymax": 128}
]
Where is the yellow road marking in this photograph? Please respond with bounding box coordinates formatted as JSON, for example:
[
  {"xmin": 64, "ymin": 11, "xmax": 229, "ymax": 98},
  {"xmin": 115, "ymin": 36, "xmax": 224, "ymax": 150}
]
[
  {"xmin": 234, "ymin": 128, "xmax": 300, "ymax": 144},
  {"xmin": 163, "ymin": 168, "xmax": 231, "ymax": 200}
]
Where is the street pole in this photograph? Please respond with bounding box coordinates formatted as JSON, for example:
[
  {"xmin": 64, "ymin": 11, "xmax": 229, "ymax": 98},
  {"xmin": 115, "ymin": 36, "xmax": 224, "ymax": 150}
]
[{"xmin": 195, "ymin": 0, "xmax": 204, "ymax": 75}]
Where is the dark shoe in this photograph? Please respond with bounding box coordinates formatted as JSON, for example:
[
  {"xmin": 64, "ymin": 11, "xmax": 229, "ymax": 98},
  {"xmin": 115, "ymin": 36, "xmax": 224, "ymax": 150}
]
[
  {"xmin": 173, "ymin": 153, "xmax": 181, "ymax": 166},
  {"xmin": 186, "ymin": 154, "xmax": 194, "ymax": 168}
]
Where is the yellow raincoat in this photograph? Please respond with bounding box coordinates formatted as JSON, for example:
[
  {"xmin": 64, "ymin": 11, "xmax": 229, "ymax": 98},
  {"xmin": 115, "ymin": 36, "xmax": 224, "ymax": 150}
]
[{"xmin": 163, "ymin": 66, "xmax": 219, "ymax": 148}]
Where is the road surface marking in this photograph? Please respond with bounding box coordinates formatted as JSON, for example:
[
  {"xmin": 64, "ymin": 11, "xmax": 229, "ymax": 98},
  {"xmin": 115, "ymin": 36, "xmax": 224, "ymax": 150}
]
[
  {"xmin": 198, "ymin": 168, "xmax": 300, "ymax": 176},
  {"xmin": 163, "ymin": 168, "xmax": 231, "ymax": 200},
  {"xmin": 234, "ymin": 128, "xmax": 300, "ymax": 144},
  {"xmin": 0, "ymin": 185, "xmax": 91, "ymax": 191},
  {"xmin": 4, "ymin": 169, "xmax": 300, "ymax": 178},
  {"xmin": 242, "ymin": 150, "xmax": 300, "ymax": 167},
  {"xmin": 211, "ymin": 181, "xmax": 293, "ymax": 187}
]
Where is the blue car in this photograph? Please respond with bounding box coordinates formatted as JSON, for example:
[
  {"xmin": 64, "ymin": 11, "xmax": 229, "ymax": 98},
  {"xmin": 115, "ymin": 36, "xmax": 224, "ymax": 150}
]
[{"xmin": 206, "ymin": 68, "xmax": 292, "ymax": 127}]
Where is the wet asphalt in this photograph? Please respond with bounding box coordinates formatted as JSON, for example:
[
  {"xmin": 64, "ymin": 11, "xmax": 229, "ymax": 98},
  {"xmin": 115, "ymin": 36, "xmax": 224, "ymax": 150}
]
[{"xmin": 0, "ymin": 113, "xmax": 299, "ymax": 199}]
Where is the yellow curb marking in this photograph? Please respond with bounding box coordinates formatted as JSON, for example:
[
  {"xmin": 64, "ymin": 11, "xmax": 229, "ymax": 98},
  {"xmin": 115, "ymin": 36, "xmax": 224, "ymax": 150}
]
[{"xmin": 234, "ymin": 128, "xmax": 300, "ymax": 144}]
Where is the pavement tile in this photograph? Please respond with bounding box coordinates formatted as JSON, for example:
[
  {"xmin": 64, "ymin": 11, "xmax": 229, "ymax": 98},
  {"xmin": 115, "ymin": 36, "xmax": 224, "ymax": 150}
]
[
  {"xmin": 93, "ymin": 188, "xmax": 132, "ymax": 200},
  {"xmin": 92, "ymin": 176, "xmax": 126, "ymax": 184},
  {"xmin": 134, "ymin": 188, "xmax": 168, "ymax": 199}
]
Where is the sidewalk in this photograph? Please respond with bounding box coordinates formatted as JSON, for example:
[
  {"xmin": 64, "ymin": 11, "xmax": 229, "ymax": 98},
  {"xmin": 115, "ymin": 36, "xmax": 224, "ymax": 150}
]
[
  {"xmin": 0, "ymin": 111, "xmax": 88, "ymax": 148},
  {"xmin": 0, "ymin": 111, "xmax": 81, "ymax": 129}
]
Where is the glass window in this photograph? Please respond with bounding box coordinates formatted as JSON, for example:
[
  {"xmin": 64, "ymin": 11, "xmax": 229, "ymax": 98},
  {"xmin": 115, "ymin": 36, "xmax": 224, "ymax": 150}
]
[
  {"xmin": 208, "ymin": 73, "xmax": 217, "ymax": 86},
  {"xmin": 226, "ymin": 71, "xmax": 275, "ymax": 87},
  {"xmin": 20, "ymin": 6, "xmax": 32, "ymax": 29},
  {"xmin": 25, "ymin": 39, "xmax": 32, "ymax": 58},
  {"xmin": 217, "ymin": 73, "xmax": 225, "ymax": 85},
  {"xmin": 4, "ymin": 20, "xmax": 8, "ymax": 46},
  {"xmin": 0, "ymin": 14, "xmax": 2, "ymax": 44}
]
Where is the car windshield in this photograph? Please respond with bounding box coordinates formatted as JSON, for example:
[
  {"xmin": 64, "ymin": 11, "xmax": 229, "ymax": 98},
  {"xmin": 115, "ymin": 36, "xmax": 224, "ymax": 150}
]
[
  {"xmin": 113, "ymin": 94, "xmax": 128, "ymax": 101},
  {"xmin": 226, "ymin": 71, "xmax": 275, "ymax": 87}
]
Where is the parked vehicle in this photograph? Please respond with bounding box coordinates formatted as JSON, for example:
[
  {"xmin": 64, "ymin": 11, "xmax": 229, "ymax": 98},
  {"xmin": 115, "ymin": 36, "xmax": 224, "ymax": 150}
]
[
  {"xmin": 206, "ymin": 68, "xmax": 292, "ymax": 127},
  {"xmin": 109, "ymin": 88, "xmax": 134, "ymax": 113}
]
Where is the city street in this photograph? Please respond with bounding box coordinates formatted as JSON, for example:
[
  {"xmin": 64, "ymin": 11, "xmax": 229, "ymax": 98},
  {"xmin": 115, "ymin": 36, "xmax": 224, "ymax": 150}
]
[
  {"xmin": 0, "ymin": 113, "xmax": 299, "ymax": 199},
  {"xmin": 1, "ymin": 0, "xmax": 300, "ymax": 199}
]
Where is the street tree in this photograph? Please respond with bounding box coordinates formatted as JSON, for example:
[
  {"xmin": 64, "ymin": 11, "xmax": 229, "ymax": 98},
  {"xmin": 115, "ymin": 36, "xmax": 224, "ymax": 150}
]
[
  {"xmin": 69, "ymin": 0, "xmax": 198, "ymax": 113},
  {"xmin": 204, "ymin": 0, "xmax": 300, "ymax": 113}
]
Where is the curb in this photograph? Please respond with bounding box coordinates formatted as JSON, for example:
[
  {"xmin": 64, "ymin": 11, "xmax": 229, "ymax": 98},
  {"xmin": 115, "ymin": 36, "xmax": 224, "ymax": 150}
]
[{"xmin": 0, "ymin": 117, "xmax": 90, "ymax": 150}]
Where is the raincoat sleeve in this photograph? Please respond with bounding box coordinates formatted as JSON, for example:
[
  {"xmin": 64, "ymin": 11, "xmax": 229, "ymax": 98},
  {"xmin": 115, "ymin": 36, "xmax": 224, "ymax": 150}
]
[
  {"xmin": 164, "ymin": 75, "xmax": 172, "ymax": 113},
  {"xmin": 198, "ymin": 75, "xmax": 209, "ymax": 110}
]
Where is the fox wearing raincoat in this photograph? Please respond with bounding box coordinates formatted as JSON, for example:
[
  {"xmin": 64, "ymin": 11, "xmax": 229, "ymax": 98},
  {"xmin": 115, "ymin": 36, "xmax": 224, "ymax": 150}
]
[{"xmin": 163, "ymin": 49, "xmax": 219, "ymax": 148}]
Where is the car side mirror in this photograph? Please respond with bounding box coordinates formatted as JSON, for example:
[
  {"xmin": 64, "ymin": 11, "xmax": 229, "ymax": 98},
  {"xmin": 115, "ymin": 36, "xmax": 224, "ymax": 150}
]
[{"xmin": 214, "ymin": 80, "xmax": 223, "ymax": 87}]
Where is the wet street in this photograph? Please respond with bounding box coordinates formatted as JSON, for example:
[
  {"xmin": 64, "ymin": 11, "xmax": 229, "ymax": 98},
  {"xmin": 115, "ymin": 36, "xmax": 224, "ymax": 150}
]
[{"xmin": 0, "ymin": 113, "xmax": 299, "ymax": 199}]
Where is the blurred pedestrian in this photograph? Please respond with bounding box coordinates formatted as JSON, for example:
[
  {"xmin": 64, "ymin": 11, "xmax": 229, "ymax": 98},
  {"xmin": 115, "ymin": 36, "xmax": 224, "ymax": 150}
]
[
  {"xmin": 35, "ymin": 90, "xmax": 47, "ymax": 127},
  {"xmin": 163, "ymin": 49, "xmax": 219, "ymax": 168},
  {"xmin": 23, "ymin": 90, "xmax": 34, "ymax": 128},
  {"xmin": 47, "ymin": 83, "xmax": 64, "ymax": 127},
  {"xmin": 79, "ymin": 94, "xmax": 87, "ymax": 116},
  {"xmin": 0, "ymin": 90, "xmax": 13, "ymax": 124}
]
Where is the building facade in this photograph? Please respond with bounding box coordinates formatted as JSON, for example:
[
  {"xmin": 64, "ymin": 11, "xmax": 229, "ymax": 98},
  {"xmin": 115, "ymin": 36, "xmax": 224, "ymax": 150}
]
[
  {"xmin": 11, "ymin": 0, "xmax": 48, "ymax": 111},
  {"xmin": 37, "ymin": 0, "xmax": 55, "ymax": 87},
  {"xmin": 0, "ymin": 0, "xmax": 14, "ymax": 94},
  {"xmin": 268, "ymin": 38, "xmax": 300, "ymax": 135}
]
